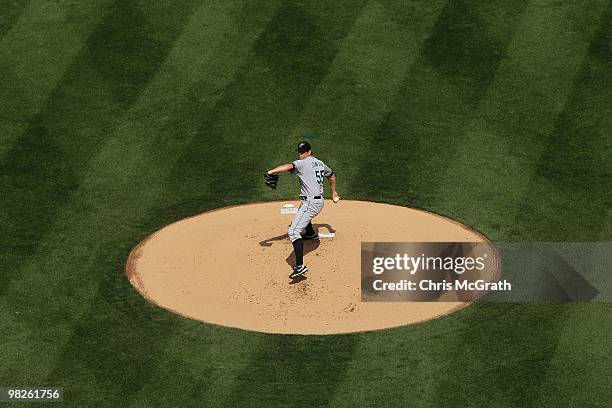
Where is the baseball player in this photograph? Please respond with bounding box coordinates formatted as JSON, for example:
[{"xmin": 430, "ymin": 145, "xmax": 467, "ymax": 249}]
[{"xmin": 264, "ymin": 141, "xmax": 339, "ymax": 279}]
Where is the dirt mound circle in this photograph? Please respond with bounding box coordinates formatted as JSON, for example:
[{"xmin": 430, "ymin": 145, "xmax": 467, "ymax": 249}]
[{"xmin": 127, "ymin": 200, "xmax": 495, "ymax": 334}]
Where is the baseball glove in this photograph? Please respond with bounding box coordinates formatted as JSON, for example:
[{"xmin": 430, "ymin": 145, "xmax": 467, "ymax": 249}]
[{"xmin": 264, "ymin": 172, "xmax": 279, "ymax": 189}]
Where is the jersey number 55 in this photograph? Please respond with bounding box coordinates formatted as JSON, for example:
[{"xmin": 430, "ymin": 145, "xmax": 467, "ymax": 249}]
[{"xmin": 314, "ymin": 170, "xmax": 324, "ymax": 185}]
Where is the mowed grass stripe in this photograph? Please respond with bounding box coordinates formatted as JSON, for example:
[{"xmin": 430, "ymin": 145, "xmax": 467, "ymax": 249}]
[
  {"xmin": 0, "ymin": 0, "xmax": 114, "ymax": 158},
  {"xmin": 601, "ymin": 210, "xmax": 612, "ymax": 240},
  {"xmin": 0, "ymin": 0, "xmax": 202, "ymax": 299},
  {"xmin": 226, "ymin": 335, "xmax": 363, "ymax": 408},
  {"xmin": 511, "ymin": 1, "xmax": 612, "ymax": 242},
  {"xmin": 34, "ymin": 1, "xmax": 286, "ymax": 403},
  {"xmin": 533, "ymin": 303, "xmax": 612, "ymax": 406},
  {"xmin": 0, "ymin": 0, "xmax": 205, "ymax": 387},
  {"xmin": 164, "ymin": 0, "xmax": 367, "ymax": 215},
  {"xmin": 519, "ymin": 8, "xmax": 612, "ymax": 405},
  {"xmin": 346, "ymin": 0, "xmax": 529, "ymax": 205},
  {"xmin": 432, "ymin": 304, "xmax": 576, "ymax": 407},
  {"xmin": 426, "ymin": 1, "xmax": 609, "ymax": 406},
  {"xmin": 129, "ymin": 329, "xmax": 270, "ymax": 408},
  {"xmin": 428, "ymin": 0, "xmax": 609, "ymax": 238},
  {"xmin": 328, "ymin": 313, "xmax": 498, "ymax": 408},
  {"xmin": 259, "ymin": 0, "xmax": 448, "ymax": 201},
  {"xmin": 335, "ymin": 0, "xmax": 606, "ymax": 405},
  {"xmin": 0, "ymin": 0, "xmax": 28, "ymax": 37},
  {"xmin": 6, "ymin": 1, "xmax": 283, "ymax": 402}
]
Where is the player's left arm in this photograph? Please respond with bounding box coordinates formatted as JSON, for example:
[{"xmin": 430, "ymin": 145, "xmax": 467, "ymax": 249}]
[{"xmin": 267, "ymin": 163, "xmax": 294, "ymax": 174}]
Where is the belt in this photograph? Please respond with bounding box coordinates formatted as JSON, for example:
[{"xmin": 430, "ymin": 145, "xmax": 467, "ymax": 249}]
[{"xmin": 300, "ymin": 195, "xmax": 322, "ymax": 200}]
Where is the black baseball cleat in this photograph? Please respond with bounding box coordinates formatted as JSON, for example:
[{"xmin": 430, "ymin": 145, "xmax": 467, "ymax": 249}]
[{"xmin": 290, "ymin": 264, "xmax": 309, "ymax": 279}]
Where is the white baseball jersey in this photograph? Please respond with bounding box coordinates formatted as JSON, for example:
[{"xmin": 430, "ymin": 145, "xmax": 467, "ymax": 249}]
[{"xmin": 291, "ymin": 156, "xmax": 333, "ymax": 197}]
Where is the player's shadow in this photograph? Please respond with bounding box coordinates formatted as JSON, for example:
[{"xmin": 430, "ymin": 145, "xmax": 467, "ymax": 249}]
[{"xmin": 259, "ymin": 223, "xmax": 335, "ymax": 283}]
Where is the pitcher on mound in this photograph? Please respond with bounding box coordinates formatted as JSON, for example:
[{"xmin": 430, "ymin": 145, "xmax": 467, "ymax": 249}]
[{"xmin": 264, "ymin": 141, "xmax": 339, "ymax": 279}]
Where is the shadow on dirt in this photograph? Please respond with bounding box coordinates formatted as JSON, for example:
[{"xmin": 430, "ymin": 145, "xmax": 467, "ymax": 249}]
[{"xmin": 258, "ymin": 223, "xmax": 335, "ymax": 270}]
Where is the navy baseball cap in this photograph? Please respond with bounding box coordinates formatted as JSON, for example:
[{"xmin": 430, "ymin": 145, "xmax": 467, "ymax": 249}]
[{"xmin": 297, "ymin": 141, "xmax": 311, "ymax": 153}]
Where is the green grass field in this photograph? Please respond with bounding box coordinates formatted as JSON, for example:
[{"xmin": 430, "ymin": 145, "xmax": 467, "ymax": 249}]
[{"xmin": 1, "ymin": 0, "xmax": 611, "ymax": 406}]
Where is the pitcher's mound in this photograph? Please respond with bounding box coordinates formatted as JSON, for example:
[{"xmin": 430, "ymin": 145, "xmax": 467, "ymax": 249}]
[{"xmin": 127, "ymin": 200, "xmax": 493, "ymax": 334}]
